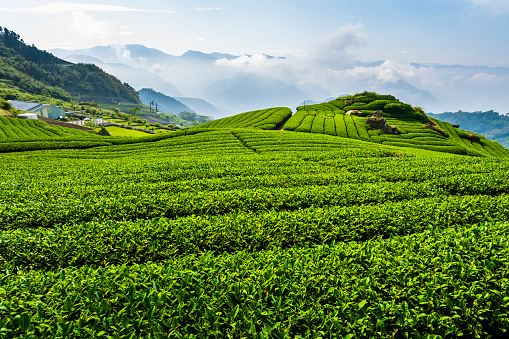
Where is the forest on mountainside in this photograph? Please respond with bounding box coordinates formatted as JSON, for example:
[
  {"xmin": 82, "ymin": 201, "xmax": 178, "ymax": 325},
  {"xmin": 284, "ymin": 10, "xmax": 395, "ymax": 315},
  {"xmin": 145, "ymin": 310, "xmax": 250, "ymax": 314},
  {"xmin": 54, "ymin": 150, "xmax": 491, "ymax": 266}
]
[{"xmin": 0, "ymin": 27, "xmax": 141, "ymax": 104}]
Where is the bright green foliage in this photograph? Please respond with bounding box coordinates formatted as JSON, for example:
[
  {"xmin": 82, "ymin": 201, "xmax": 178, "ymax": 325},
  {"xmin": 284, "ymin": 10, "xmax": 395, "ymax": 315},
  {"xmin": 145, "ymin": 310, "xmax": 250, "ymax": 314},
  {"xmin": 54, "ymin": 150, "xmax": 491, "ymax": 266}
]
[
  {"xmin": 294, "ymin": 114, "xmax": 314, "ymax": 133},
  {"xmin": 198, "ymin": 107, "xmax": 292, "ymax": 130},
  {"xmin": 351, "ymin": 116, "xmax": 372, "ymax": 142},
  {"xmin": 196, "ymin": 92, "xmax": 509, "ymax": 158},
  {"xmin": 0, "ymin": 116, "xmax": 91, "ymax": 139},
  {"xmin": 310, "ymin": 113, "xmax": 325, "ymax": 134},
  {"xmin": 344, "ymin": 114, "xmax": 361, "ymax": 140},
  {"xmin": 334, "ymin": 114, "xmax": 348, "ymax": 138},
  {"xmin": 278, "ymin": 92, "xmax": 509, "ymax": 157},
  {"xmin": 323, "ymin": 117, "xmax": 336, "ymax": 136},
  {"xmin": 282, "ymin": 111, "xmax": 307, "ymax": 131},
  {"xmin": 0, "ymin": 136, "xmax": 509, "ymax": 337},
  {"xmin": 0, "ymin": 89, "xmax": 509, "ymax": 337}
]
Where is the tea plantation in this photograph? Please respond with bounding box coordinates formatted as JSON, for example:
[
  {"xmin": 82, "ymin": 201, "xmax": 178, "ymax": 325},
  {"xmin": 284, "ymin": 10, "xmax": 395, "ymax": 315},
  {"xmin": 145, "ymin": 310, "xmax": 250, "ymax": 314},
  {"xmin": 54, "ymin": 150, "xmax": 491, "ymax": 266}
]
[{"xmin": 1, "ymin": 94, "xmax": 508, "ymax": 338}]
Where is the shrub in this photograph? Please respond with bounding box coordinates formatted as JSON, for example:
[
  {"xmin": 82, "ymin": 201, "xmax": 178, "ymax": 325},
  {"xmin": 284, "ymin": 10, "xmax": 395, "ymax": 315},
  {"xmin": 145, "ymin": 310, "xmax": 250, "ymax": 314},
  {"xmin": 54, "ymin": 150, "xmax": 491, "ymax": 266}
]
[
  {"xmin": 0, "ymin": 99, "xmax": 12, "ymax": 111},
  {"xmin": 362, "ymin": 100, "xmax": 393, "ymax": 111},
  {"xmin": 384, "ymin": 102, "xmax": 413, "ymax": 115}
]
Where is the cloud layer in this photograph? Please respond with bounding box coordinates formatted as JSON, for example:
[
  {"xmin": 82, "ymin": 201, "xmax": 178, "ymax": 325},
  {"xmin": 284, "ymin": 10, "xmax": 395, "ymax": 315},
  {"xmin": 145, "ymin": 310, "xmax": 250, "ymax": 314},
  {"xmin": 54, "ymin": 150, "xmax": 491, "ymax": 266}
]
[
  {"xmin": 471, "ymin": 0, "xmax": 509, "ymax": 13},
  {"xmin": 0, "ymin": 3, "xmax": 173, "ymax": 14}
]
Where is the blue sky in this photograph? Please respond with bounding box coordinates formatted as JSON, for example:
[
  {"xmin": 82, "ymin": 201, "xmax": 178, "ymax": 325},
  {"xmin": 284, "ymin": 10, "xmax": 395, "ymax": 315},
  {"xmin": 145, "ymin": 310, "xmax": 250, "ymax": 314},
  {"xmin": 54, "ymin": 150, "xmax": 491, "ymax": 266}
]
[{"xmin": 1, "ymin": 0, "xmax": 509, "ymax": 66}]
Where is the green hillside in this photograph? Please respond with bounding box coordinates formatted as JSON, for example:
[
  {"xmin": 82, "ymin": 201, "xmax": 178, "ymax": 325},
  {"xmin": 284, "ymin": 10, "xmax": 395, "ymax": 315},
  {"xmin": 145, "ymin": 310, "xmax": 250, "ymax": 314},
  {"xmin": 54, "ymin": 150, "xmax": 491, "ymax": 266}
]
[
  {"xmin": 0, "ymin": 27, "xmax": 140, "ymax": 104},
  {"xmin": 280, "ymin": 92, "xmax": 507, "ymax": 157},
  {"xmin": 198, "ymin": 107, "xmax": 292, "ymax": 130},
  {"xmin": 1, "ymin": 128, "xmax": 509, "ymax": 337},
  {"xmin": 428, "ymin": 110, "xmax": 509, "ymax": 148},
  {"xmin": 194, "ymin": 92, "xmax": 508, "ymax": 158},
  {"xmin": 0, "ymin": 116, "xmax": 92, "ymax": 139},
  {"xmin": 1, "ymin": 24, "xmax": 508, "ymax": 338}
]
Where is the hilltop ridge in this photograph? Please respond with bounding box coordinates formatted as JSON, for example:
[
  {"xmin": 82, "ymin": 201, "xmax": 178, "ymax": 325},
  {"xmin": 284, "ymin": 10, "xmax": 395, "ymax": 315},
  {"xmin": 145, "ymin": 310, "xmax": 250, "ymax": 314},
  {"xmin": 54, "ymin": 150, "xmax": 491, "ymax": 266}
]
[{"xmin": 197, "ymin": 92, "xmax": 508, "ymax": 158}]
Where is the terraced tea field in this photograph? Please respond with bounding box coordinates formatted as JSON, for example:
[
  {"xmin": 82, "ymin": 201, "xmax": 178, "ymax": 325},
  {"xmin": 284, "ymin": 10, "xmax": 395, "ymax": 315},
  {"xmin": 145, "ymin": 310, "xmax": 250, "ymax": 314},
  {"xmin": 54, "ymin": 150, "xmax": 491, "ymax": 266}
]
[
  {"xmin": 1, "ymin": 125, "xmax": 508, "ymax": 338},
  {"xmin": 281, "ymin": 93, "xmax": 508, "ymax": 158}
]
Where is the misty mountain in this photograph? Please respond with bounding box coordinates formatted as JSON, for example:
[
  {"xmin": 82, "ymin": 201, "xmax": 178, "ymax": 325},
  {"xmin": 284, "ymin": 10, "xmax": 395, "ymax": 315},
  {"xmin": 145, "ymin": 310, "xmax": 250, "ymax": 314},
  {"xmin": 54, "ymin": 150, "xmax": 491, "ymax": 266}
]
[
  {"xmin": 203, "ymin": 73, "xmax": 331, "ymax": 113},
  {"xmin": 138, "ymin": 88, "xmax": 193, "ymax": 115},
  {"xmin": 50, "ymin": 43, "xmax": 509, "ymax": 115},
  {"xmin": 61, "ymin": 54, "xmax": 183, "ymax": 97},
  {"xmin": 50, "ymin": 45, "xmax": 263, "ymax": 70},
  {"xmin": 181, "ymin": 50, "xmax": 238, "ymax": 63},
  {"xmin": 51, "ymin": 44, "xmax": 176, "ymax": 68},
  {"xmin": 378, "ymin": 80, "xmax": 440, "ymax": 110},
  {"xmin": 174, "ymin": 97, "xmax": 229, "ymax": 118}
]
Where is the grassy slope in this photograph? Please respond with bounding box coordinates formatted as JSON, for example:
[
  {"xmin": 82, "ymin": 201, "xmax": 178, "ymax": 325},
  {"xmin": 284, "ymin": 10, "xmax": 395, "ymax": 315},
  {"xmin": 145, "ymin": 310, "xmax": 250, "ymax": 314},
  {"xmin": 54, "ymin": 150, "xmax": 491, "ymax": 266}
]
[
  {"xmin": 198, "ymin": 107, "xmax": 292, "ymax": 130},
  {"xmin": 279, "ymin": 92, "xmax": 509, "ymax": 158},
  {"xmin": 0, "ymin": 129, "xmax": 508, "ymax": 337},
  {"xmin": 0, "ymin": 93, "xmax": 508, "ymax": 337},
  {"xmin": 101, "ymin": 125, "xmax": 151, "ymax": 137}
]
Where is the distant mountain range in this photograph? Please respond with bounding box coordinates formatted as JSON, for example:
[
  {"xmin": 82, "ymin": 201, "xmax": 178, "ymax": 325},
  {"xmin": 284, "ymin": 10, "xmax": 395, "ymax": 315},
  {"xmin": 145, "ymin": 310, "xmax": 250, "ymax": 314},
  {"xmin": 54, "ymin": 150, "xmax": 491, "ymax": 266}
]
[
  {"xmin": 49, "ymin": 43, "xmax": 509, "ymax": 116},
  {"xmin": 49, "ymin": 45, "xmax": 330, "ymax": 114}
]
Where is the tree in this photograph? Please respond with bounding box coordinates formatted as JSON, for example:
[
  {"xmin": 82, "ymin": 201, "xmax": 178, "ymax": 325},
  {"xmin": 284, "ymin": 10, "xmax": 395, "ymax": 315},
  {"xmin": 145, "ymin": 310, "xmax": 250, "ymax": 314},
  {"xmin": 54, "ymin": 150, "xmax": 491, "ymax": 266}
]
[
  {"xmin": 129, "ymin": 107, "xmax": 141, "ymax": 116},
  {"xmin": 84, "ymin": 119, "xmax": 97, "ymax": 128},
  {"xmin": 178, "ymin": 111, "xmax": 198, "ymax": 122}
]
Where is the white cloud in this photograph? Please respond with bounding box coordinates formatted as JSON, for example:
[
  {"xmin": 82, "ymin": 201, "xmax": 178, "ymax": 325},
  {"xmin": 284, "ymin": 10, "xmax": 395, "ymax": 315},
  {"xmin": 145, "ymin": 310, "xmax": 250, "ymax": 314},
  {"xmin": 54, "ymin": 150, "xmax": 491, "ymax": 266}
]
[
  {"xmin": 216, "ymin": 54, "xmax": 284, "ymax": 68},
  {"xmin": 150, "ymin": 63, "xmax": 163, "ymax": 74},
  {"xmin": 194, "ymin": 7, "xmax": 221, "ymax": 11},
  {"xmin": 329, "ymin": 61, "xmax": 419, "ymax": 83},
  {"xmin": 113, "ymin": 45, "xmax": 131, "ymax": 60},
  {"xmin": 64, "ymin": 11, "xmax": 112, "ymax": 43},
  {"xmin": 311, "ymin": 23, "xmax": 368, "ymax": 68},
  {"xmin": 471, "ymin": 0, "xmax": 509, "ymax": 13},
  {"xmin": 0, "ymin": 3, "xmax": 173, "ymax": 15},
  {"xmin": 469, "ymin": 72, "xmax": 500, "ymax": 82}
]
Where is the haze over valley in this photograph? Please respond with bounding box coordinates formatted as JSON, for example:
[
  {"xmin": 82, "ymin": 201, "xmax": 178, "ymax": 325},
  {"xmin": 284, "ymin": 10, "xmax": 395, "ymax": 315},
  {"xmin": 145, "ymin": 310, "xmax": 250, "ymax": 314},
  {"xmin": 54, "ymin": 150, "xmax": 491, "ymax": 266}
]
[{"xmin": 50, "ymin": 42, "xmax": 509, "ymax": 116}]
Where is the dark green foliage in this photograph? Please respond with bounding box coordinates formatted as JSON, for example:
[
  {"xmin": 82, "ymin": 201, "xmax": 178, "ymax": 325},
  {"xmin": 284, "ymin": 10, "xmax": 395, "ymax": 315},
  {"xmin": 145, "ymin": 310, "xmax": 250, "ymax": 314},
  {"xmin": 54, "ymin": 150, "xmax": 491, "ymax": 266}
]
[
  {"xmin": 383, "ymin": 102, "xmax": 414, "ymax": 115},
  {"xmin": 0, "ymin": 98, "xmax": 11, "ymax": 110},
  {"xmin": 97, "ymin": 125, "xmax": 111, "ymax": 136},
  {"xmin": 199, "ymin": 107, "xmax": 291, "ymax": 130},
  {"xmin": 0, "ymin": 27, "xmax": 140, "ymax": 103}
]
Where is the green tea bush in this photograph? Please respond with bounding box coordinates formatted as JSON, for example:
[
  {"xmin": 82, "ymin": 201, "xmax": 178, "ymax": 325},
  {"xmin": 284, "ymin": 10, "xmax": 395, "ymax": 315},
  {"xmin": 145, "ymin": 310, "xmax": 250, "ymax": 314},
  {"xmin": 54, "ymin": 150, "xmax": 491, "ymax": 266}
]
[{"xmin": 384, "ymin": 102, "xmax": 414, "ymax": 115}]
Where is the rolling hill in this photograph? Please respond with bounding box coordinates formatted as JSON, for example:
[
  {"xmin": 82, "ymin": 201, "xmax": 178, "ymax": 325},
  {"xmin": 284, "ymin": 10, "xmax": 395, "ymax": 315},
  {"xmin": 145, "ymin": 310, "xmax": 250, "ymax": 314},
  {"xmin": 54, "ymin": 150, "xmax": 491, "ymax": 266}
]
[
  {"xmin": 198, "ymin": 92, "xmax": 508, "ymax": 158},
  {"xmin": 1, "ymin": 113, "xmax": 509, "ymax": 336}
]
